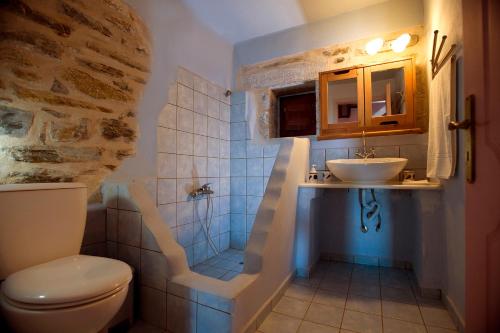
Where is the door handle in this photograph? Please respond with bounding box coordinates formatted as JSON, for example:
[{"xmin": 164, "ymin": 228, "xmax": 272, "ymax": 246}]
[{"xmin": 448, "ymin": 119, "xmax": 471, "ymax": 130}]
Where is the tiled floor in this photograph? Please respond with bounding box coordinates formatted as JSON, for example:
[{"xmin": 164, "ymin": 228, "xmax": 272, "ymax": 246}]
[
  {"xmin": 191, "ymin": 248, "xmax": 244, "ymax": 280},
  {"xmin": 258, "ymin": 262, "xmax": 459, "ymax": 333}
]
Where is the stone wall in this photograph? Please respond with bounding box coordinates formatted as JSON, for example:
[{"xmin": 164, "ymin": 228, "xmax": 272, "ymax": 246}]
[
  {"xmin": 236, "ymin": 26, "xmax": 427, "ymax": 139},
  {"xmin": 0, "ymin": 0, "xmax": 151, "ymax": 197}
]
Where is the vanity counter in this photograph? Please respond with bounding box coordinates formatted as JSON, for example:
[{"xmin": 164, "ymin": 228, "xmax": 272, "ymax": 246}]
[{"xmin": 299, "ymin": 181, "xmax": 442, "ymax": 190}]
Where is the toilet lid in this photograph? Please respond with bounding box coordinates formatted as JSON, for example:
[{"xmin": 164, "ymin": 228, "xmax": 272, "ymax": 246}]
[{"xmin": 2, "ymin": 255, "xmax": 132, "ymax": 306}]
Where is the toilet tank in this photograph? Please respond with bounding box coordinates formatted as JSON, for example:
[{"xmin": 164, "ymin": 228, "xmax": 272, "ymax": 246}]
[{"xmin": 0, "ymin": 183, "xmax": 87, "ymax": 279}]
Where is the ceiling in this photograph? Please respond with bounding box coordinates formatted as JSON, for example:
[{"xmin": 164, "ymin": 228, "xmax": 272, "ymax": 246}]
[{"xmin": 182, "ymin": 0, "xmax": 390, "ymax": 43}]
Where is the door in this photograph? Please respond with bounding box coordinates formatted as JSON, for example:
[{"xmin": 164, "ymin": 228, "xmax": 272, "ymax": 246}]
[
  {"xmin": 463, "ymin": 0, "xmax": 500, "ymax": 331},
  {"xmin": 279, "ymin": 92, "xmax": 316, "ymax": 137}
]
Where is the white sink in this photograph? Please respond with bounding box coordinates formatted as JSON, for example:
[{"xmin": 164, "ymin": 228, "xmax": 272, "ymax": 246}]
[{"xmin": 326, "ymin": 158, "xmax": 408, "ymax": 183}]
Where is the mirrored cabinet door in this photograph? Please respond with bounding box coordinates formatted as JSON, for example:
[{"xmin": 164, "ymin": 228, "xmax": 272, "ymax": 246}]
[
  {"xmin": 320, "ymin": 68, "xmax": 364, "ymax": 134},
  {"xmin": 364, "ymin": 59, "xmax": 414, "ymax": 128}
]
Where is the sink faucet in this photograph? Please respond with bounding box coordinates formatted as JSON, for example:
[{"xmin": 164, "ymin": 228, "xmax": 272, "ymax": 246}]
[{"xmin": 355, "ymin": 131, "xmax": 375, "ymax": 159}]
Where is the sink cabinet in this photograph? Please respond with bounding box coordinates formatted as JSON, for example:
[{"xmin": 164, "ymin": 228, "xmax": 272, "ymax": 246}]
[{"xmin": 319, "ymin": 59, "xmax": 421, "ymax": 139}]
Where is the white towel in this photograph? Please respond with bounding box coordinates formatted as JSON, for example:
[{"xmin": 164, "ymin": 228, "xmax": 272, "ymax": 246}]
[{"xmin": 427, "ymin": 59, "xmax": 456, "ymax": 179}]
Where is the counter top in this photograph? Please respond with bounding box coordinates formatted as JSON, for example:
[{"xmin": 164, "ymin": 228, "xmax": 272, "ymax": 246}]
[{"xmin": 298, "ymin": 181, "xmax": 442, "ymax": 190}]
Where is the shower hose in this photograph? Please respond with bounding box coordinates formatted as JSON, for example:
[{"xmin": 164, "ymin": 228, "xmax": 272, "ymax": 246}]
[{"xmin": 196, "ymin": 192, "xmax": 219, "ymax": 256}]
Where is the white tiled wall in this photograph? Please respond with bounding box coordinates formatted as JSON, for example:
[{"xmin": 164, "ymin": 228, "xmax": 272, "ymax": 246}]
[
  {"xmin": 157, "ymin": 67, "xmax": 231, "ymax": 267},
  {"xmin": 229, "ymin": 92, "xmax": 280, "ymax": 249}
]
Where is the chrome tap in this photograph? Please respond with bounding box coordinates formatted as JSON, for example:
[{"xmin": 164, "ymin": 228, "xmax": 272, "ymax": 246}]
[
  {"xmin": 190, "ymin": 183, "xmax": 214, "ymax": 198},
  {"xmin": 355, "ymin": 131, "xmax": 375, "ymax": 159}
]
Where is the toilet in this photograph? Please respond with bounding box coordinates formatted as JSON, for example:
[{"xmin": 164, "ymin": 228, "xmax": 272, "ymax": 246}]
[{"xmin": 0, "ymin": 183, "xmax": 133, "ymax": 333}]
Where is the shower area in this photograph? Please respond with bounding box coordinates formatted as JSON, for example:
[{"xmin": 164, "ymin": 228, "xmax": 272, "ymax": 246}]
[{"xmin": 102, "ymin": 67, "xmax": 303, "ymax": 331}]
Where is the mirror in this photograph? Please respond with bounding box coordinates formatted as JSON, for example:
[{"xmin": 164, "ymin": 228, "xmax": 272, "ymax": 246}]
[
  {"xmin": 327, "ymin": 78, "xmax": 359, "ymax": 125},
  {"xmin": 370, "ymin": 67, "xmax": 406, "ymax": 118}
]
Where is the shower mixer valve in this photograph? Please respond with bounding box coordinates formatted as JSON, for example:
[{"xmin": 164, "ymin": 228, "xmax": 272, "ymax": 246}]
[{"xmin": 190, "ymin": 183, "xmax": 214, "ymax": 198}]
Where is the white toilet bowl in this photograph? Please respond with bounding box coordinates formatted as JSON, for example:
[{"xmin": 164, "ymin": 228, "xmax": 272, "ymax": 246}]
[{"xmin": 0, "ymin": 255, "xmax": 132, "ymax": 333}]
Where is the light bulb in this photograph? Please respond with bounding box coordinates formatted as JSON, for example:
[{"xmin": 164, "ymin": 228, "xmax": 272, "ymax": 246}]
[
  {"xmin": 365, "ymin": 38, "xmax": 384, "ymax": 55},
  {"xmin": 391, "ymin": 33, "xmax": 411, "ymax": 53}
]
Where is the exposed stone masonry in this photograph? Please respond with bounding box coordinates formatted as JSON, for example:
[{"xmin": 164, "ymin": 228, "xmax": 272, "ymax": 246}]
[{"xmin": 0, "ymin": 0, "xmax": 151, "ymax": 196}]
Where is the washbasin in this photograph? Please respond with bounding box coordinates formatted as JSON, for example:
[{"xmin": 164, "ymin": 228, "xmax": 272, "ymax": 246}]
[{"xmin": 326, "ymin": 158, "xmax": 408, "ymax": 183}]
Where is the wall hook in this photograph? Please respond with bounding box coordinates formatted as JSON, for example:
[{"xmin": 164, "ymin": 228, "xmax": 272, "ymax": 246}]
[{"xmin": 431, "ymin": 30, "xmax": 457, "ymax": 79}]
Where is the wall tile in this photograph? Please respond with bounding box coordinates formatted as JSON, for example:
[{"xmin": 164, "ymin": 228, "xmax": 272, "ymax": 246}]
[
  {"xmin": 220, "ymin": 103, "xmax": 230, "ymax": 122},
  {"xmin": 83, "ymin": 204, "xmax": 106, "ymax": 246},
  {"xmin": 220, "ymin": 140, "xmax": 230, "ymax": 159},
  {"xmin": 231, "ymin": 92, "xmax": 245, "ymax": 105},
  {"xmin": 400, "ymin": 145, "xmax": 427, "ymax": 169},
  {"xmin": 220, "ymin": 196, "xmax": 230, "ymax": 214},
  {"xmin": 264, "ymin": 143, "xmax": 280, "ymax": 157},
  {"xmin": 167, "ymin": 294, "xmax": 197, "ymax": 333},
  {"xmin": 230, "ymin": 196, "xmax": 246, "ymax": 214},
  {"xmin": 220, "ymin": 122, "xmax": 230, "ymax": 140},
  {"xmin": 310, "ymin": 149, "xmax": 326, "ymax": 170},
  {"xmin": 140, "ymin": 286, "xmax": 167, "ymax": 329},
  {"xmin": 118, "ymin": 244, "xmax": 140, "ymax": 271},
  {"xmin": 326, "ymin": 148, "xmax": 349, "ymax": 160},
  {"xmin": 231, "ymin": 122, "xmax": 247, "ymax": 140},
  {"xmin": 194, "ymin": 91, "xmax": 208, "ymax": 115},
  {"xmin": 118, "ymin": 210, "xmax": 141, "ymax": 247},
  {"xmin": 231, "ymin": 159, "xmax": 246, "ymax": 177},
  {"xmin": 157, "ymin": 153, "xmax": 176, "ymax": 178},
  {"xmin": 230, "ymin": 104, "xmax": 245, "ymax": 123},
  {"xmin": 196, "ymin": 304, "xmax": 232, "ymax": 333},
  {"xmin": 177, "ymin": 107, "xmax": 194, "ymax": 133},
  {"xmin": 230, "ymin": 232, "xmax": 246, "ymax": 250},
  {"xmin": 177, "ymin": 131, "xmax": 193, "ymax": 155},
  {"xmin": 106, "ymin": 208, "xmax": 118, "ymax": 241},
  {"xmin": 158, "ymin": 179, "xmax": 176, "ymax": 204},
  {"xmin": 230, "ymin": 213, "xmax": 246, "ymax": 233},
  {"xmin": 193, "ymin": 112, "xmax": 207, "ymax": 135},
  {"xmin": 207, "ymin": 137, "xmax": 220, "ymax": 158},
  {"xmin": 194, "ymin": 75, "xmax": 208, "ymax": 94},
  {"xmin": 220, "ymin": 214, "xmax": 230, "ymax": 233},
  {"xmin": 207, "ymin": 158, "xmax": 219, "ymax": 177},
  {"xmin": 157, "ymin": 127, "xmax": 176, "ymax": 153},
  {"xmin": 207, "ymin": 117, "xmax": 220, "ymax": 138},
  {"xmin": 177, "ymin": 223, "xmax": 194, "ymax": 247},
  {"xmin": 247, "ymin": 158, "xmax": 263, "ymax": 177},
  {"xmin": 207, "ymin": 97, "xmax": 219, "ymax": 119},
  {"xmin": 246, "ymin": 196, "xmax": 261, "ymax": 214},
  {"xmin": 230, "ymin": 177, "xmax": 246, "ymax": 195},
  {"xmin": 141, "ymin": 249, "xmax": 168, "ymax": 291},
  {"xmin": 219, "ymin": 178, "xmax": 230, "ymax": 196},
  {"xmin": 158, "ymin": 103, "xmax": 176, "ymax": 129},
  {"xmin": 141, "ymin": 223, "xmax": 160, "ymax": 252},
  {"xmin": 177, "ymin": 155, "xmax": 194, "ymax": 178},
  {"xmin": 194, "ymin": 135, "xmax": 208, "ymax": 157},
  {"xmin": 177, "ymin": 178, "xmax": 194, "ymax": 202},
  {"xmin": 167, "ymin": 83, "xmax": 178, "ymax": 106},
  {"xmin": 246, "ymin": 214, "xmax": 256, "ymax": 232},
  {"xmin": 177, "ymin": 67, "xmax": 194, "ymax": 88},
  {"xmin": 247, "ymin": 177, "xmax": 264, "ymax": 196},
  {"xmin": 177, "ymin": 201, "xmax": 194, "ymax": 226},
  {"xmin": 178, "ymin": 83, "xmax": 193, "ymax": 110},
  {"xmin": 193, "ymin": 156, "xmax": 207, "ymax": 178},
  {"xmin": 230, "ymin": 140, "xmax": 246, "ymax": 158},
  {"xmin": 220, "ymin": 159, "xmax": 230, "ymax": 177},
  {"xmin": 220, "ymin": 232, "xmax": 230, "ymax": 251},
  {"xmin": 247, "ymin": 141, "xmax": 263, "ymax": 158},
  {"xmin": 159, "ymin": 203, "xmax": 176, "ymax": 228}
]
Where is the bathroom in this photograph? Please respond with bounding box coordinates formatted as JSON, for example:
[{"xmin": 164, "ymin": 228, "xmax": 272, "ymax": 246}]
[{"xmin": 0, "ymin": 0, "xmax": 498, "ymax": 332}]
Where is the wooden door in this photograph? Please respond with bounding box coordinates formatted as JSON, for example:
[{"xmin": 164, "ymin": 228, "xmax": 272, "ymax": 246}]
[
  {"xmin": 279, "ymin": 93, "xmax": 316, "ymax": 137},
  {"xmin": 463, "ymin": 0, "xmax": 500, "ymax": 331}
]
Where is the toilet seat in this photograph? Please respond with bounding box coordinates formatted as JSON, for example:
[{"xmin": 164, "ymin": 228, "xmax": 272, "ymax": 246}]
[{"xmin": 1, "ymin": 255, "xmax": 132, "ymax": 310}]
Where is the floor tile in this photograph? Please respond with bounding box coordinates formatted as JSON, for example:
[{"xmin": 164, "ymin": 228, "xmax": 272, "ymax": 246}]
[
  {"xmin": 319, "ymin": 279, "xmax": 350, "ymax": 294},
  {"xmin": 346, "ymin": 294, "xmax": 381, "ymax": 315},
  {"xmin": 313, "ymin": 289, "xmax": 347, "ymax": 309},
  {"xmin": 273, "ymin": 296, "xmax": 311, "ymax": 319},
  {"xmin": 285, "ymin": 284, "xmax": 317, "ymax": 302},
  {"xmin": 304, "ymin": 302, "xmax": 343, "ymax": 328},
  {"xmin": 382, "ymin": 317, "xmax": 426, "ymax": 333},
  {"xmin": 127, "ymin": 320, "xmax": 166, "ymax": 333},
  {"xmin": 426, "ymin": 326, "xmax": 459, "ymax": 333},
  {"xmin": 381, "ymin": 286, "xmax": 416, "ymax": 304},
  {"xmin": 420, "ymin": 305, "xmax": 457, "ymax": 330},
  {"xmin": 341, "ymin": 309, "xmax": 382, "ymax": 333},
  {"xmin": 382, "ymin": 300, "xmax": 423, "ymax": 324},
  {"xmin": 298, "ymin": 321, "xmax": 340, "ymax": 333},
  {"xmin": 349, "ymin": 282, "xmax": 381, "ymax": 299},
  {"xmin": 258, "ymin": 312, "xmax": 301, "ymax": 333}
]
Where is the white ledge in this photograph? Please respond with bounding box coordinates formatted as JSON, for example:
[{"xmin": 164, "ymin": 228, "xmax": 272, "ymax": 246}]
[{"xmin": 298, "ymin": 181, "xmax": 442, "ymax": 190}]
